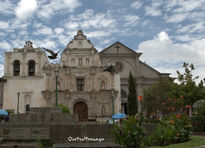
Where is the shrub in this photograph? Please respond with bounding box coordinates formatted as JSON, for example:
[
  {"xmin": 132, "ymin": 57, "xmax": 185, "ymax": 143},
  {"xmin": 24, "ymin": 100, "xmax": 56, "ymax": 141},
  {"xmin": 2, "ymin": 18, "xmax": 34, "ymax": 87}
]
[
  {"xmin": 57, "ymin": 104, "xmax": 70, "ymax": 113},
  {"xmin": 149, "ymin": 113, "xmax": 192, "ymax": 146},
  {"xmin": 112, "ymin": 114, "xmax": 147, "ymax": 148},
  {"xmin": 148, "ymin": 120, "xmax": 175, "ymax": 146},
  {"xmin": 171, "ymin": 113, "xmax": 192, "ymax": 142},
  {"xmin": 191, "ymin": 116, "xmax": 205, "ymax": 132}
]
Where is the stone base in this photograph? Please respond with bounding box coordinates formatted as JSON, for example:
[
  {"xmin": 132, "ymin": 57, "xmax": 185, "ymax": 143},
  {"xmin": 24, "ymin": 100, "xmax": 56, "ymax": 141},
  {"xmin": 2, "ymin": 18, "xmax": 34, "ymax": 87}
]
[
  {"xmin": 53, "ymin": 142, "xmax": 124, "ymax": 148},
  {"xmin": 0, "ymin": 142, "xmax": 38, "ymax": 148}
]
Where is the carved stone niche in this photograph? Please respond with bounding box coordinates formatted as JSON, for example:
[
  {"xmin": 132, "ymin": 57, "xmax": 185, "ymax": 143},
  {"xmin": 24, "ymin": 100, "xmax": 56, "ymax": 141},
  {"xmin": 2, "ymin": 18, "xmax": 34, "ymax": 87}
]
[
  {"xmin": 90, "ymin": 67, "xmax": 96, "ymax": 75},
  {"xmin": 65, "ymin": 67, "xmax": 70, "ymax": 75},
  {"xmin": 46, "ymin": 69, "xmax": 51, "ymax": 76}
]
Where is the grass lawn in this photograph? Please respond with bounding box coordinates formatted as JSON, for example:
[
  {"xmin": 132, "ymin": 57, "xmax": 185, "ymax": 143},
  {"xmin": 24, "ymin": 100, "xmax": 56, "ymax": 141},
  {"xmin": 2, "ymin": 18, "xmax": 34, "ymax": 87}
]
[{"xmin": 149, "ymin": 136, "xmax": 205, "ymax": 148}]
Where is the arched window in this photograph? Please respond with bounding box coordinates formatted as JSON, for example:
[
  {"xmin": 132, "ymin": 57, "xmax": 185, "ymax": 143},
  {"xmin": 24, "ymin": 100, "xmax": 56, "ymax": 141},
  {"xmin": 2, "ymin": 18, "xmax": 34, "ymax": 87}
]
[
  {"xmin": 28, "ymin": 60, "xmax": 35, "ymax": 76},
  {"xmin": 101, "ymin": 80, "xmax": 105, "ymax": 90},
  {"xmin": 121, "ymin": 89, "xmax": 127, "ymax": 98},
  {"xmin": 13, "ymin": 60, "xmax": 20, "ymax": 76}
]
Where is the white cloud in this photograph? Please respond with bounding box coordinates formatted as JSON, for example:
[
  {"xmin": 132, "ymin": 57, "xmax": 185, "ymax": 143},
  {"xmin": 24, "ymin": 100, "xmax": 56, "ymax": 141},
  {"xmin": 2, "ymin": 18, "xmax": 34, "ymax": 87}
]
[
  {"xmin": 165, "ymin": 13, "xmax": 188, "ymax": 23},
  {"xmin": 15, "ymin": 0, "xmax": 38, "ymax": 20},
  {"xmin": 54, "ymin": 28, "xmax": 64, "ymax": 35},
  {"xmin": 0, "ymin": 64, "xmax": 4, "ymax": 77},
  {"xmin": 65, "ymin": 9, "xmax": 116, "ymax": 29},
  {"xmin": 177, "ymin": 22, "xmax": 205, "ymax": 34},
  {"xmin": 65, "ymin": 22, "xmax": 79, "ymax": 30},
  {"xmin": 0, "ymin": 21, "xmax": 9, "ymax": 29},
  {"xmin": 124, "ymin": 15, "xmax": 139, "ymax": 27},
  {"xmin": 165, "ymin": 0, "xmax": 205, "ymax": 23},
  {"xmin": 172, "ymin": 0, "xmax": 204, "ymax": 13},
  {"xmin": 131, "ymin": 1, "xmax": 143, "ymax": 10},
  {"xmin": 145, "ymin": 0, "xmax": 162, "ymax": 16},
  {"xmin": 158, "ymin": 32, "xmax": 169, "ymax": 41},
  {"xmin": 86, "ymin": 31, "xmax": 110, "ymax": 38},
  {"xmin": 0, "ymin": 0, "xmax": 14, "ymax": 15},
  {"xmin": 37, "ymin": 0, "xmax": 81, "ymax": 19},
  {"xmin": 34, "ymin": 26, "xmax": 53, "ymax": 35},
  {"xmin": 34, "ymin": 38, "xmax": 57, "ymax": 49},
  {"xmin": 138, "ymin": 31, "xmax": 205, "ymax": 68},
  {"xmin": 0, "ymin": 40, "xmax": 11, "ymax": 51}
]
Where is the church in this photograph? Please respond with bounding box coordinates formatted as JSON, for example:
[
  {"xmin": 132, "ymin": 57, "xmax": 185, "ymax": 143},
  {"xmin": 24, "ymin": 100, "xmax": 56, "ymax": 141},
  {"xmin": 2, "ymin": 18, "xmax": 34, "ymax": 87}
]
[{"xmin": 1, "ymin": 30, "xmax": 169, "ymax": 122}]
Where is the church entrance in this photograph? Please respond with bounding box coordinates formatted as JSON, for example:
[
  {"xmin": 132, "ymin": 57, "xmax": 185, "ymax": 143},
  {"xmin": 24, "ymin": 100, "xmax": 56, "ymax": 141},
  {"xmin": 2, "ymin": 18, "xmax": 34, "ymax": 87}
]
[{"xmin": 74, "ymin": 101, "xmax": 88, "ymax": 122}]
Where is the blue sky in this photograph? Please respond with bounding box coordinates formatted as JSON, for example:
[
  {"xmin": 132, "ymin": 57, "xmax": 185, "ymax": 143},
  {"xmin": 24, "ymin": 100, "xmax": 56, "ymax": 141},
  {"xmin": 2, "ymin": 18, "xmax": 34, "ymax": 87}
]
[{"xmin": 0, "ymin": 0, "xmax": 205, "ymax": 81}]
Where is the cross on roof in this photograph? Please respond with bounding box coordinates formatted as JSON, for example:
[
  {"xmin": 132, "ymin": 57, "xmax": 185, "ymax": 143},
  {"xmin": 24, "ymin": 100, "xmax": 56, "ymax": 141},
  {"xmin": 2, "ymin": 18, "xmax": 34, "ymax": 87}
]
[{"xmin": 115, "ymin": 43, "xmax": 120, "ymax": 53}]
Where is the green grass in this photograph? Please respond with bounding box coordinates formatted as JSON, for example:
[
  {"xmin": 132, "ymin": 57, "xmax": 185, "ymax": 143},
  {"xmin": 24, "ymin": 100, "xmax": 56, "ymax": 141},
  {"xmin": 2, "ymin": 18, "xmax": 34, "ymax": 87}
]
[{"xmin": 149, "ymin": 136, "xmax": 205, "ymax": 148}]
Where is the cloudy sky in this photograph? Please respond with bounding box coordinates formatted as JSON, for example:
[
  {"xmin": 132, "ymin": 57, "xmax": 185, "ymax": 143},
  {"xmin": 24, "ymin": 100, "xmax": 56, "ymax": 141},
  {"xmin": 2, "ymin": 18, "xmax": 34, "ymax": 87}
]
[{"xmin": 0, "ymin": 0, "xmax": 205, "ymax": 82}]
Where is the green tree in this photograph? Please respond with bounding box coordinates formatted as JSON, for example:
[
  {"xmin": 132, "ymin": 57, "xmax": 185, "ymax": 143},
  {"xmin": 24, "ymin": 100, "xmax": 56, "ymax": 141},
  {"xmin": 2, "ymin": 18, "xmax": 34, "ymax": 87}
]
[
  {"xmin": 176, "ymin": 62, "xmax": 205, "ymax": 106},
  {"xmin": 127, "ymin": 72, "xmax": 137, "ymax": 116},
  {"xmin": 144, "ymin": 78, "xmax": 174, "ymax": 117}
]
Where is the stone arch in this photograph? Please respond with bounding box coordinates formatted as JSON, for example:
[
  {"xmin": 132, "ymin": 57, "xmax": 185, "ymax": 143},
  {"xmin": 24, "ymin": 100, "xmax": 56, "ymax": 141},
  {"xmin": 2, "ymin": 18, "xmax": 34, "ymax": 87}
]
[
  {"xmin": 28, "ymin": 60, "xmax": 35, "ymax": 76},
  {"xmin": 13, "ymin": 60, "xmax": 20, "ymax": 76},
  {"xmin": 24, "ymin": 94, "xmax": 31, "ymax": 112},
  {"xmin": 74, "ymin": 101, "xmax": 88, "ymax": 121},
  {"xmin": 69, "ymin": 97, "xmax": 91, "ymax": 116}
]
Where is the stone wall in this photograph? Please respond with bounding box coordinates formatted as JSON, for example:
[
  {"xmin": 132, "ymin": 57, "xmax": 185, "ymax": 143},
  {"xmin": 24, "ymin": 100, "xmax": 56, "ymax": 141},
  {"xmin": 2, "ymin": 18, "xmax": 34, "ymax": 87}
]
[
  {"xmin": 0, "ymin": 78, "xmax": 6, "ymax": 109},
  {"xmin": 8, "ymin": 107, "xmax": 79, "ymax": 125}
]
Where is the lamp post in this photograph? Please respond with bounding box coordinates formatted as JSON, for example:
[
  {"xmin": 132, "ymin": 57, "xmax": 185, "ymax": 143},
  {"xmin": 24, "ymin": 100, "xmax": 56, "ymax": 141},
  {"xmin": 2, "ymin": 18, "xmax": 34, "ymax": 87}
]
[
  {"xmin": 55, "ymin": 69, "xmax": 59, "ymax": 107},
  {"xmin": 17, "ymin": 92, "xmax": 20, "ymax": 114},
  {"xmin": 112, "ymin": 89, "xmax": 115, "ymax": 123}
]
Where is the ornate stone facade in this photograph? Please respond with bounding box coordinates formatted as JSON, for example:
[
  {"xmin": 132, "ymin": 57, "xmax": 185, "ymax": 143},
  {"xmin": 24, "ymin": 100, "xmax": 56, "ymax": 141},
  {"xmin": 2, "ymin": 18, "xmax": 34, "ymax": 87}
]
[
  {"xmin": 2, "ymin": 31, "xmax": 121, "ymax": 122},
  {"xmin": 2, "ymin": 30, "xmax": 169, "ymax": 121}
]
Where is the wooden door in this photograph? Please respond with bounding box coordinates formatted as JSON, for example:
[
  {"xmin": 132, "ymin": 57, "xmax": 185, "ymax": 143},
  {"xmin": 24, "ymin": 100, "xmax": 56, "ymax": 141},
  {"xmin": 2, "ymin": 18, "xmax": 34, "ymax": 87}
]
[{"xmin": 74, "ymin": 102, "xmax": 88, "ymax": 121}]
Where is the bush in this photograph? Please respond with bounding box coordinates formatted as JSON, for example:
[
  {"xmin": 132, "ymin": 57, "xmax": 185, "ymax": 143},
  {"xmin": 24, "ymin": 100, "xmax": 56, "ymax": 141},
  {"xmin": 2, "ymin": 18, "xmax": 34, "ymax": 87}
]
[
  {"xmin": 148, "ymin": 113, "xmax": 192, "ymax": 146},
  {"xmin": 57, "ymin": 104, "xmax": 70, "ymax": 113},
  {"xmin": 148, "ymin": 120, "xmax": 176, "ymax": 146},
  {"xmin": 112, "ymin": 114, "xmax": 147, "ymax": 148},
  {"xmin": 191, "ymin": 116, "xmax": 205, "ymax": 132},
  {"xmin": 171, "ymin": 113, "xmax": 192, "ymax": 142}
]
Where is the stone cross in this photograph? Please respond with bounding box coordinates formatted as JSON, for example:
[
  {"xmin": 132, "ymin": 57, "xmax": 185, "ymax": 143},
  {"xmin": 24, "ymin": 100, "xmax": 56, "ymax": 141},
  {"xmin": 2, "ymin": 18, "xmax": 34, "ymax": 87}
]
[{"xmin": 115, "ymin": 43, "xmax": 120, "ymax": 53}]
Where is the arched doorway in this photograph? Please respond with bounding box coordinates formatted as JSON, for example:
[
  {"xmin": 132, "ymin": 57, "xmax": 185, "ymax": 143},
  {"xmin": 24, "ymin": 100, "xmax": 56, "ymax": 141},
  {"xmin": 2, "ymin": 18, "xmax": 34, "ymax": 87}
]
[{"xmin": 74, "ymin": 101, "xmax": 88, "ymax": 121}]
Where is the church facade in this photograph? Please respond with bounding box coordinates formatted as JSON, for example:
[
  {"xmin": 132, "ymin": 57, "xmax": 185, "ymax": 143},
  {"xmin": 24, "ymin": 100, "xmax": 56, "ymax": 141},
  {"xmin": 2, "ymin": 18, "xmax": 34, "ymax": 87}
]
[{"xmin": 2, "ymin": 30, "xmax": 169, "ymax": 121}]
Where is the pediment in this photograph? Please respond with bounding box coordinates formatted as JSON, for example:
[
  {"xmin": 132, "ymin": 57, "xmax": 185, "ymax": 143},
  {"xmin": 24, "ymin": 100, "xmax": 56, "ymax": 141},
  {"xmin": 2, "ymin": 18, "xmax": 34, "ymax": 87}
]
[
  {"xmin": 100, "ymin": 41, "xmax": 141, "ymax": 56},
  {"xmin": 66, "ymin": 30, "xmax": 94, "ymax": 49}
]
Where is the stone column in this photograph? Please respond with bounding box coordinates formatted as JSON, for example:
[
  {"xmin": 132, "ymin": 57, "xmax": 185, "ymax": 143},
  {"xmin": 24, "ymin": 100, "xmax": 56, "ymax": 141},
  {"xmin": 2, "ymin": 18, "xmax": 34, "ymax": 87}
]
[
  {"xmin": 21, "ymin": 52, "xmax": 27, "ymax": 76},
  {"xmin": 37, "ymin": 51, "xmax": 42, "ymax": 76}
]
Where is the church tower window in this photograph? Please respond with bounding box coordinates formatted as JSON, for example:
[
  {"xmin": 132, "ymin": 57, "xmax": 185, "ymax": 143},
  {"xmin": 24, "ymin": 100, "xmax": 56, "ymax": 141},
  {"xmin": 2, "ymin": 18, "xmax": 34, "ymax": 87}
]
[
  {"xmin": 28, "ymin": 60, "xmax": 35, "ymax": 76},
  {"xmin": 13, "ymin": 60, "xmax": 20, "ymax": 76},
  {"xmin": 76, "ymin": 77, "xmax": 84, "ymax": 91}
]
